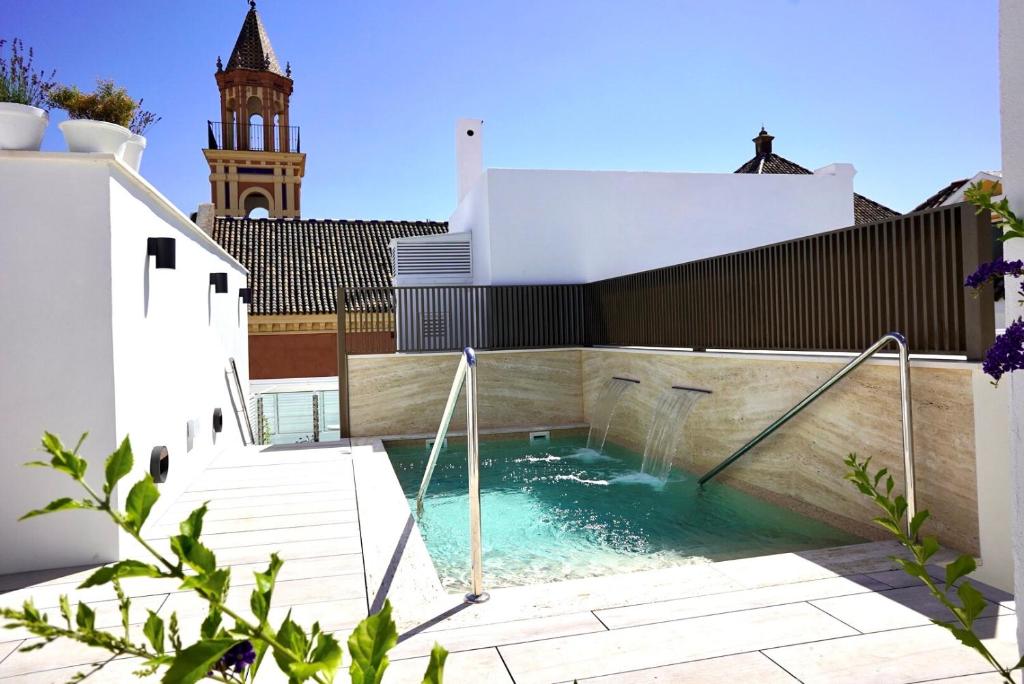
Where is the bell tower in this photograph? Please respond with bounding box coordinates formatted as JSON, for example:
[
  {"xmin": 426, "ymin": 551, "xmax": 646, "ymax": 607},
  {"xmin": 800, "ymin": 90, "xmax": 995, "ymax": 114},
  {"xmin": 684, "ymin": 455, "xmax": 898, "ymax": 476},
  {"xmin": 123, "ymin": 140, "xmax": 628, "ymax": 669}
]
[{"xmin": 204, "ymin": 0, "xmax": 305, "ymax": 218}]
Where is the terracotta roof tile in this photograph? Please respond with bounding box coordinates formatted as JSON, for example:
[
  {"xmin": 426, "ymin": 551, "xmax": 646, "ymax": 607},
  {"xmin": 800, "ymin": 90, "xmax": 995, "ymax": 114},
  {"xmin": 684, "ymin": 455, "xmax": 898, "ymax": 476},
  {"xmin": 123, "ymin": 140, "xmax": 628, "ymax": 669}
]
[{"xmin": 213, "ymin": 217, "xmax": 447, "ymax": 315}]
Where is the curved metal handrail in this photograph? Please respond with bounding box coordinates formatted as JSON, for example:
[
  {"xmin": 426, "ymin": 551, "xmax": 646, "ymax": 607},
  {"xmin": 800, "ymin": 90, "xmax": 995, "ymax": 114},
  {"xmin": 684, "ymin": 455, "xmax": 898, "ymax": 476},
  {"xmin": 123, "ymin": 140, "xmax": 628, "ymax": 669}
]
[
  {"xmin": 697, "ymin": 332, "xmax": 917, "ymax": 533},
  {"xmin": 414, "ymin": 347, "xmax": 488, "ymax": 603}
]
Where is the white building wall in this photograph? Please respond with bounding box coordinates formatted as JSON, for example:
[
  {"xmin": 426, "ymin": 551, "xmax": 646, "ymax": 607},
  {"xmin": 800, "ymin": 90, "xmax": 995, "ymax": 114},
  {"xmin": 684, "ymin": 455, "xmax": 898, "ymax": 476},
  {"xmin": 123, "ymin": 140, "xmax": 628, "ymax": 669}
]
[
  {"xmin": 451, "ymin": 166, "xmax": 855, "ymax": 285},
  {"xmin": 0, "ymin": 153, "xmax": 249, "ymax": 574},
  {"xmin": 0, "ymin": 155, "xmax": 120, "ymax": 574},
  {"xmin": 999, "ymin": 0, "xmax": 1024, "ymax": 651}
]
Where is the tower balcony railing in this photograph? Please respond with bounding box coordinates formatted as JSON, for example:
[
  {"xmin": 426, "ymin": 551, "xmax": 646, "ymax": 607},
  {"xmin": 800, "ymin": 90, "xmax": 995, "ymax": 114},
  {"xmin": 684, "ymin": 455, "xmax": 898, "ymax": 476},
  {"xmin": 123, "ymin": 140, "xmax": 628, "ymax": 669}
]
[{"xmin": 207, "ymin": 120, "xmax": 301, "ymax": 154}]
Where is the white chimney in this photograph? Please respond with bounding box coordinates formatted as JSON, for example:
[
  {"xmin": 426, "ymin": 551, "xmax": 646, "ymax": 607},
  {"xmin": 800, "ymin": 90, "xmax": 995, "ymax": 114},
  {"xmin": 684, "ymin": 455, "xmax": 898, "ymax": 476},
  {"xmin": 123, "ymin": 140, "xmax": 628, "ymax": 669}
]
[
  {"xmin": 195, "ymin": 203, "xmax": 216, "ymax": 236},
  {"xmin": 456, "ymin": 118, "xmax": 484, "ymax": 203}
]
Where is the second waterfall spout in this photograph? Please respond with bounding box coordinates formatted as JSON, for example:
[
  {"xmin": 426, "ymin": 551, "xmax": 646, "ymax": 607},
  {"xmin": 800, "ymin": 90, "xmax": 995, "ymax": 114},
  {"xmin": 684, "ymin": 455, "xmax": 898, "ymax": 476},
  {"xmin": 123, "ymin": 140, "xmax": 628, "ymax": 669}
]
[{"xmin": 640, "ymin": 385, "xmax": 710, "ymax": 482}]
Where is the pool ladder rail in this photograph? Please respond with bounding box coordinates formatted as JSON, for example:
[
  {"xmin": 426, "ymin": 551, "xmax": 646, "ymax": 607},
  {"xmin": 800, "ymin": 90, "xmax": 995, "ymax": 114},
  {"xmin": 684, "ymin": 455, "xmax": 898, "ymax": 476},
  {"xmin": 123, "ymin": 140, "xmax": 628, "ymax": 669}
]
[
  {"xmin": 416, "ymin": 347, "xmax": 489, "ymax": 604},
  {"xmin": 697, "ymin": 332, "xmax": 917, "ymax": 536}
]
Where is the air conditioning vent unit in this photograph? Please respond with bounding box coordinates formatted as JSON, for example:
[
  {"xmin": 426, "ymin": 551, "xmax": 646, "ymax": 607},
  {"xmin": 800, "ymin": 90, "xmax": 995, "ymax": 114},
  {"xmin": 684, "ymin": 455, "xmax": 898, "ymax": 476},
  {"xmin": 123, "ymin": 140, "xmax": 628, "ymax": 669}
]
[{"xmin": 391, "ymin": 233, "xmax": 472, "ymax": 285}]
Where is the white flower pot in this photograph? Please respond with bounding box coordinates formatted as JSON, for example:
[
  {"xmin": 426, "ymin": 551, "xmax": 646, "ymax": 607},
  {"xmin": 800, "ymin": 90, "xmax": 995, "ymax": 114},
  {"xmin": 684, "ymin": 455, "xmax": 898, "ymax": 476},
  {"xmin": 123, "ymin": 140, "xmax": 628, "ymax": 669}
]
[
  {"xmin": 120, "ymin": 134, "xmax": 147, "ymax": 172},
  {"xmin": 0, "ymin": 102, "xmax": 48, "ymax": 151},
  {"xmin": 58, "ymin": 119, "xmax": 132, "ymax": 156}
]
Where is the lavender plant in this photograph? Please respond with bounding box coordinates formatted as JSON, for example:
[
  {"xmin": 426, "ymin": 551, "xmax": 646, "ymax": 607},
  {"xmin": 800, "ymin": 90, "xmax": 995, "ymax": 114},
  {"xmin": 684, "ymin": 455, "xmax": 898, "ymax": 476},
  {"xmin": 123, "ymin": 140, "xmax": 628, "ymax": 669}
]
[
  {"xmin": 965, "ymin": 182, "xmax": 1024, "ymax": 382},
  {"xmin": 0, "ymin": 38, "xmax": 57, "ymax": 107},
  {"xmin": 0, "ymin": 433, "xmax": 448, "ymax": 683},
  {"xmin": 844, "ymin": 454, "xmax": 1023, "ymax": 682}
]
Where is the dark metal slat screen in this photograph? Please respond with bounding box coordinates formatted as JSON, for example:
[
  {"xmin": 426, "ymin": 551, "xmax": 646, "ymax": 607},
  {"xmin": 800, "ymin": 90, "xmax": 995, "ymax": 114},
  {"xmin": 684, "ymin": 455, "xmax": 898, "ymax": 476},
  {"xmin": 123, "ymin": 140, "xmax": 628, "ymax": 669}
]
[{"xmin": 585, "ymin": 203, "xmax": 993, "ymax": 358}]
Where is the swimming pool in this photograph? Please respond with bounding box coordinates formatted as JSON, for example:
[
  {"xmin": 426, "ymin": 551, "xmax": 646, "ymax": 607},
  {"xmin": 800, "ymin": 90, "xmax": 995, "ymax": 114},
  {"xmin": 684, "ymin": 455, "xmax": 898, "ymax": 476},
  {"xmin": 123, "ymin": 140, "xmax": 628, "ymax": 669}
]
[{"xmin": 386, "ymin": 432, "xmax": 860, "ymax": 590}]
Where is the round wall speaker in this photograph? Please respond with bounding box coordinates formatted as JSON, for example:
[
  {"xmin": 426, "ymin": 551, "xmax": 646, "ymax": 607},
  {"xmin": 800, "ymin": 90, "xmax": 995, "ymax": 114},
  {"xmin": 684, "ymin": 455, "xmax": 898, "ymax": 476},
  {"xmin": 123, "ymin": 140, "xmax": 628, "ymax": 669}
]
[
  {"xmin": 213, "ymin": 408, "xmax": 223, "ymax": 433},
  {"xmin": 150, "ymin": 446, "xmax": 169, "ymax": 483}
]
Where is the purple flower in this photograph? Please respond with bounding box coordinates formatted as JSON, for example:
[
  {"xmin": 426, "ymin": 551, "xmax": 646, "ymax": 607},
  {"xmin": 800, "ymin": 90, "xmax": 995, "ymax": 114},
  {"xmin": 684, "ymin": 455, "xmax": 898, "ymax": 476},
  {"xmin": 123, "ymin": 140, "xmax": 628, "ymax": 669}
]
[
  {"xmin": 964, "ymin": 259, "xmax": 1024, "ymax": 289},
  {"xmin": 983, "ymin": 318, "xmax": 1024, "ymax": 383},
  {"xmin": 213, "ymin": 640, "xmax": 256, "ymax": 674}
]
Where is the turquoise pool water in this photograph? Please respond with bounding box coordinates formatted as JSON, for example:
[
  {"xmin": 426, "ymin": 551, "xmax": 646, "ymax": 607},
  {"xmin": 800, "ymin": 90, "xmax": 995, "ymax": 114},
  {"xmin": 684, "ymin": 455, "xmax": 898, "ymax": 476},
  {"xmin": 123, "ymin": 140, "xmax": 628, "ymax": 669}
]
[{"xmin": 387, "ymin": 434, "xmax": 861, "ymax": 590}]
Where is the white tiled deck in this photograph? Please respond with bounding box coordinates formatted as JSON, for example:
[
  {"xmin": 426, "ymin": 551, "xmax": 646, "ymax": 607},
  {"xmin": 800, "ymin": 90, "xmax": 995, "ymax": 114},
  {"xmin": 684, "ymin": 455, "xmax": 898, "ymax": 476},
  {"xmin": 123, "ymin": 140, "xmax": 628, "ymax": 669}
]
[{"xmin": 0, "ymin": 441, "xmax": 1018, "ymax": 683}]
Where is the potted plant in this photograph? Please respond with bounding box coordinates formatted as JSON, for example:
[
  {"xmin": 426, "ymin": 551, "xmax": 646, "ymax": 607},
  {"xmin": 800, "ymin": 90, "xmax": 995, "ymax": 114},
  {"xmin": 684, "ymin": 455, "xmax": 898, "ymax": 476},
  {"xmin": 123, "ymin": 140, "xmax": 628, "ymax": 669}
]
[
  {"xmin": 120, "ymin": 100, "xmax": 161, "ymax": 172},
  {"xmin": 49, "ymin": 79, "xmax": 159, "ymax": 170},
  {"xmin": 0, "ymin": 38, "xmax": 57, "ymax": 151}
]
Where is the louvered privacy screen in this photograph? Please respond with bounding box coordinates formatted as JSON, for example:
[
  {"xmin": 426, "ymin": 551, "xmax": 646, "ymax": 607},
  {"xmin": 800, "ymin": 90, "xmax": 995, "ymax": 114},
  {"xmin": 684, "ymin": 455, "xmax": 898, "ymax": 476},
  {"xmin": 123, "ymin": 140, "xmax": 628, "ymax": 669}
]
[{"xmin": 340, "ymin": 203, "xmax": 995, "ymax": 359}]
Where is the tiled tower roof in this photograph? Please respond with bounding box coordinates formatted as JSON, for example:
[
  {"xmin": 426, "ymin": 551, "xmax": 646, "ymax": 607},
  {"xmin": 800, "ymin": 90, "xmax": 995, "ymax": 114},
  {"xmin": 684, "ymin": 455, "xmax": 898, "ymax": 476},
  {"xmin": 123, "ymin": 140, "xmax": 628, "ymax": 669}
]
[{"xmin": 226, "ymin": 1, "xmax": 284, "ymax": 76}]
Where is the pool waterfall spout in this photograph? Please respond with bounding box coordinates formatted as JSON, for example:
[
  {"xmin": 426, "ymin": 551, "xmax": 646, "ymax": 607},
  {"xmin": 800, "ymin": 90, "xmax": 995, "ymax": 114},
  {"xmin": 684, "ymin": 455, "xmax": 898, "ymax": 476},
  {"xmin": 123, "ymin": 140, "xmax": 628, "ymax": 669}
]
[
  {"xmin": 640, "ymin": 386, "xmax": 710, "ymax": 482},
  {"xmin": 586, "ymin": 377, "xmax": 638, "ymax": 452}
]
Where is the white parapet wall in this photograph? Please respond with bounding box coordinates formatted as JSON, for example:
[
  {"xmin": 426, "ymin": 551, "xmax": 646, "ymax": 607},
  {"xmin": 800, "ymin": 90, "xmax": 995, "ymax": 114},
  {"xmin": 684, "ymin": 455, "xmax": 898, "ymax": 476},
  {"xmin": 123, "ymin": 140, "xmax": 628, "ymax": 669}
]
[
  {"xmin": 0, "ymin": 152, "xmax": 250, "ymax": 575},
  {"xmin": 448, "ymin": 165, "xmax": 856, "ymax": 285}
]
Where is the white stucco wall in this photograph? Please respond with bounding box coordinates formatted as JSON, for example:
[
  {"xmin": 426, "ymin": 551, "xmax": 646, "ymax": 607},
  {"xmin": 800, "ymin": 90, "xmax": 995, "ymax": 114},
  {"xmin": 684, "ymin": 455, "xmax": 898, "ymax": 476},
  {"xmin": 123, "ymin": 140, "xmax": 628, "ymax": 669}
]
[
  {"xmin": 450, "ymin": 166, "xmax": 855, "ymax": 285},
  {"xmin": 999, "ymin": 0, "xmax": 1024, "ymax": 651},
  {"xmin": 0, "ymin": 152, "xmax": 249, "ymax": 575}
]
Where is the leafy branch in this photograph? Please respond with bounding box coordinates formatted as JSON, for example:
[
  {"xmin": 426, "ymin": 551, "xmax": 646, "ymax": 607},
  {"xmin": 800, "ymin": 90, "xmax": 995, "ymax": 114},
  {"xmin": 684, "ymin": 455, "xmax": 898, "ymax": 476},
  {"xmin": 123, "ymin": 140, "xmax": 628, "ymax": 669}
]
[
  {"xmin": 844, "ymin": 454, "xmax": 1023, "ymax": 683},
  {"xmin": 2, "ymin": 433, "xmax": 448, "ymax": 683}
]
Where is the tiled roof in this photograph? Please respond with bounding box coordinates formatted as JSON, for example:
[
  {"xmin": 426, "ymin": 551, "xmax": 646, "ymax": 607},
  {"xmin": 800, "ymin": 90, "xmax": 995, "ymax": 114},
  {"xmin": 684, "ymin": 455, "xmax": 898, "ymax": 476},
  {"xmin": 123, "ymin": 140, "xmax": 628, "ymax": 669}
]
[
  {"xmin": 212, "ymin": 217, "xmax": 448, "ymax": 315},
  {"xmin": 735, "ymin": 151, "xmax": 901, "ymax": 225},
  {"xmin": 912, "ymin": 178, "xmax": 969, "ymax": 213},
  {"xmin": 226, "ymin": 3, "xmax": 284, "ymax": 76}
]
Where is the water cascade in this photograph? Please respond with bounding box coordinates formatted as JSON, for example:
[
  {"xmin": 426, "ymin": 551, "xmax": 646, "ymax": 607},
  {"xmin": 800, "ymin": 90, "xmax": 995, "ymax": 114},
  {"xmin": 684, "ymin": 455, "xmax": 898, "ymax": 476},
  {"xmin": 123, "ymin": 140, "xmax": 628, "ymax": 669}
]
[
  {"xmin": 640, "ymin": 385, "xmax": 710, "ymax": 481},
  {"xmin": 586, "ymin": 377, "xmax": 638, "ymax": 452}
]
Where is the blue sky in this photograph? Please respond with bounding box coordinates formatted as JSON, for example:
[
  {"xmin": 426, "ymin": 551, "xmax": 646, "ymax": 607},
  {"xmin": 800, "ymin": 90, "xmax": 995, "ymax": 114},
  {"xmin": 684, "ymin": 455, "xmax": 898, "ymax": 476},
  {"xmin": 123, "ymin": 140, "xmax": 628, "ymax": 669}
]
[{"xmin": 9, "ymin": 0, "xmax": 999, "ymax": 220}]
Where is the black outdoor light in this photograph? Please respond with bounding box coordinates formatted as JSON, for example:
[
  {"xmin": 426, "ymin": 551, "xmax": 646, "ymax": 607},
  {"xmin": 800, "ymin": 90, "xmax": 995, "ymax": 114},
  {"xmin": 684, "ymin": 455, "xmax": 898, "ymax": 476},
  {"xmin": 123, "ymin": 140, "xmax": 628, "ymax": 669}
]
[
  {"xmin": 213, "ymin": 408, "xmax": 223, "ymax": 433},
  {"xmin": 210, "ymin": 272, "xmax": 228, "ymax": 293},
  {"xmin": 239, "ymin": 287, "xmax": 252, "ymax": 304},
  {"xmin": 150, "ymin": 446, "xmax": 169, "ymax": 483},
  {"xmin": 147, "ymin": 237, "xmax": 176, "ymax": 269}
]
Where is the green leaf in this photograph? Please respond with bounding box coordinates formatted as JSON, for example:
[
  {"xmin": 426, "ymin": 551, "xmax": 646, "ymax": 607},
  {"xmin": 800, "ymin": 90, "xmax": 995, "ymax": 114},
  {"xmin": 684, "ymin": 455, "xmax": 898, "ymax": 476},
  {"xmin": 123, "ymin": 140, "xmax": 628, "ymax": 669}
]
[
  {"xmin": 908, "ymin": 510, "xmax": 930, "ymax": 539},
  {"xmin": 72, "ymin": 432, "xmax": 89, "ymax": 455},
  {"xmin": 945, "ymin": 555, "xmax": 977, "ymax": 590},
  {"xmin": 160, "ymin": 639, "xmax": 235, "ymax": 684},
  {"xmin": 873, "ymin": 467, "xmax": 889, "ymax": 488},
  {"xmin": 78, "ymin": 560, "xmax": 163, "ymax": 588},
  {"xmin": 144, "ymin": 611, "xmax": 165, "ymax": 653},
  {"xmin": 348, "ymin": 600, "xmax": 398, "ymax": 684},
  {"xmin": 179, "ymin": 504, "xmax": 209, "ymax": 541},
  {"xmin": 75, "ymin": 602, "xmax": 95, "ymax": 631},
  {"xmin": 921, "ymin": 536, "xmax": 941, "ymax": 562},
  {"xmin": 957, "ymin": 582, "xmax": 988, "ymax": 624},
  {"xmin": 935, "ymin": 621, "xmax": 987, "ymax": 656},
  {"xmin": 288, "ymin": 633, "xmax": 343, "ymax": 684},
  {"xmin": 125, "ymin": 475, "xmax": 160, "ymax": 533},
  {"xmin": 250, "ymin": 553, "xmax": 283, "ymax": 624},
  {"xmin": 170, "ymin": 536, "xmax": 217, "ymax": 576},
  {"xmin": 180, "ymin": 568, "xmax": 230, "ymax": 602},
  {"xmin": 885, "ymin": 475, "xmax": 895, "ymax": 495},
  {"xmin": 103, "ymin": 436, "xmax": 134, "ymax": 496},
  {"xmin": 272, "ymin": 612, "xmax": 310, "ymax": 676},
  {"xmin": 59, "ymin": 595, "xmax": 72, "ymax": 629},
  {"xmin": 200, "ymin": 607, "xmax": 222, "ymax": 640},
  {"xmin": 894, "ymin": 558, "xmax": 928, "ymax": 579},
  {"xmin": 872, "ymin": 516, "xmax": 902, "ymax": 537},
  {"xmin": 19, "ymin": 497, "xmax": 92, "ymax": 521},
  {"xmin": 421, "ymin": 643, "xmax": 448, "ymax": 684}
]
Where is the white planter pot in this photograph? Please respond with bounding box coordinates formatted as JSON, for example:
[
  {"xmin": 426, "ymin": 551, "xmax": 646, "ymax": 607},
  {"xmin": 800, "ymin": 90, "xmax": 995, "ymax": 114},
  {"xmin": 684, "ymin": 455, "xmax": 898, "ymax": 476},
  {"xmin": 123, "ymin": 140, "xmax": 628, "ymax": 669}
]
[
  {"xmin": 0, "ymin": 102, "xmax": 48, "ymax": 151},
  {"xmin": 120, "ymin": 134, "xmax": 147, "ymax": 172},
  {"xmin": 58, "ymin": 119, "xmax": 132, "ymax": 156}
]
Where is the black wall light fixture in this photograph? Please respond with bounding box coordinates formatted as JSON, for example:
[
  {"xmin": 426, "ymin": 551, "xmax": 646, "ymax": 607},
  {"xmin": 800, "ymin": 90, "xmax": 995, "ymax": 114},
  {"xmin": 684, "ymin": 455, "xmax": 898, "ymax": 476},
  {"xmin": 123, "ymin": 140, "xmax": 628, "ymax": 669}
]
[
  {"xmin": 239, "ymin": 287, "xmax": 252, "ymax": 304},
  {"xmin": 150, "ymin": 446, "xmax": 169, "ymax": 483},
  {"xmin": 213, "ymin": 408, "xmax": 223, "ymax": 433},
  {"xmin": 147, "ymin": 237, "xmax": 176, "ymax": 269},
  {"xmin": 210, "ymin": 272, "xmax": 228, "ymax": 293}
]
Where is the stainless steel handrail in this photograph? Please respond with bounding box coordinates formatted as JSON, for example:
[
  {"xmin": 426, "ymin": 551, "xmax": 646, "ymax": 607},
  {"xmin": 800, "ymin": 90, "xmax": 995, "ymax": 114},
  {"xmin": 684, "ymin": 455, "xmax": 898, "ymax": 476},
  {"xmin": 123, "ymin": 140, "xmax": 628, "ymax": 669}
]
[
  {"xmin": 697, "ymin": 332, "xmax": 917, "ymax": 534},
  {"xmin": 415, "ymin": 348, "xmax": 488, "ymax": 603}
]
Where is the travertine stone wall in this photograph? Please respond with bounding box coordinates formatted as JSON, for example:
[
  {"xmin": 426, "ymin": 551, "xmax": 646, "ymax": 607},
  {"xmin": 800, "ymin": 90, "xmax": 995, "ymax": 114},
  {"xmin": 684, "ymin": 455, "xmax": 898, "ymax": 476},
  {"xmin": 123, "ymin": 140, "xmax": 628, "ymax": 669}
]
[
  {"xmin": 348, "ymin": 349, "xmax": 584, "ymax": 438},
  {"xmin": 582, "ymin": 348, "xmax": 980, "ymax": 554}
]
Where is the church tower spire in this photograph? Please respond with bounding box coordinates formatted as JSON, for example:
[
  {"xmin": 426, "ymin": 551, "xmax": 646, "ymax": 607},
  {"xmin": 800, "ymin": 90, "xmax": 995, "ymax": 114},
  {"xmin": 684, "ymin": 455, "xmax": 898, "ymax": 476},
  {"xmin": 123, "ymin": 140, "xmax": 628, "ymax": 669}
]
[{"xmin": 203, "ymin": 1, "xmax": 306, "ymax": 218}]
